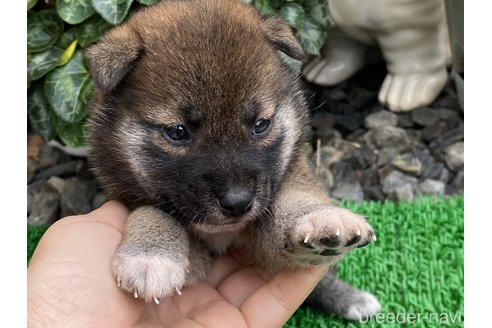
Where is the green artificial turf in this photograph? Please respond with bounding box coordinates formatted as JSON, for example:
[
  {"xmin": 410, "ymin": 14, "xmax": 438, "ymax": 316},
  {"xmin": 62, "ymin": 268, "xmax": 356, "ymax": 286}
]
[
  {"xmin": 27, "ymin": 196, "xmax": 464, "ymax": 327},
  {"xmin": 286, "ymin": 196, "xmax": 464, "ymax": 328}
]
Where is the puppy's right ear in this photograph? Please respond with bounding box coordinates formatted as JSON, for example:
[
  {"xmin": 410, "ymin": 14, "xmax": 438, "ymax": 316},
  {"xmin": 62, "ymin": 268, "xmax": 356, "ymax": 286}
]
[{"xmin": 85, "ymin": 25, "xmax": 142, "ymax": 93}]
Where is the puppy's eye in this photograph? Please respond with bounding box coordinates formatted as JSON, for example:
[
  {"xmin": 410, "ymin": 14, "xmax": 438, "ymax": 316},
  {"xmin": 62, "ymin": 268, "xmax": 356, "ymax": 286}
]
[
  {"xmin": 162, "ymin": 125, "xmax": 189, "ymax": 142},
  {"xmin": 252, "ymin": 119, "xmax": 271, "ymax": 136}
]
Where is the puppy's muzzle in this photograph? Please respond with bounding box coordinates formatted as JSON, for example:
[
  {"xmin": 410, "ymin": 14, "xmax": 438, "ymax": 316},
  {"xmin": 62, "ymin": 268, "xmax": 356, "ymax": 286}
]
[{"xmin": 217, "ymin": 188, "xmax": 254, "ymax": 217}]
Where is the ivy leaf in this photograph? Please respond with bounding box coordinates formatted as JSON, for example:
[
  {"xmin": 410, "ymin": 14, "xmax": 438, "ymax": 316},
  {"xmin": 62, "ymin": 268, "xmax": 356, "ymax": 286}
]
[
  {"xmin": 55, "ymin": 29, "xmax": 78, "ymax": 49},
  {"xmin": 57, "ymin": 0, "xmax": 96, "ymax": 25},
  {"xmin": 269, "ymin": 0, "xmax": 285, "ymax": 11},
  {"xmin": 57, "ymin": 39, "xmax": 78, "ymax": 67},
  {"xmin": 279, "ymin": 3, "xmax": 304, "ymax": 30},
  {"xmin": 303, "ymin": 0, "xmax": 334, "ymax": 30},
  {"xmin": 28, "ymin": 82, "xmax": 56, "ymax": 141},
  {"xmin": 53, "ymin": 115, "xmax": 87, "ymax": 147},
  {"xmin": 295, "ymin": 16, "xmax": 327, "ymax": 56},
  {"xmin": 73, "ymin": 14, "xmax": 111, "ymax": 47},
  {"xmin": 136, "ymin": 0, "xmax": 160, "ymax": 4},
  {"xmin": 28, "ymin": 0, "xmax": 38, "ymax": 10},
  {"xmin": 294, "ymin": 0, "xmax": 333, "ymax": 55},
  {"xmin": 27, "ymin": 46, "xmax": 64, "ymax": 81},
  {"xmin": 27, "ymin": 9, "xmax": 64, "ymax": 53},
  {"xmin": 27, "ymin": 37, "xmax": 77, "ymax": 81},
  {"xmin": 254, "ymin": 0, "xmax": 276, "ymax": 15},
  {"xmin": 92, "ymin": 0, "xmax": 133, "ymax": 25},
  {"xmin": 44, "ymin": 51, "xmax": 93, "ymax": 124}
]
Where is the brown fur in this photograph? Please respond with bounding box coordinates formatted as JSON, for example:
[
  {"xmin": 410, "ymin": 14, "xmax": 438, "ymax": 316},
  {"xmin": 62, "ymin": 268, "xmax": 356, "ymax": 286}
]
[{"xmin": 86, "ymin": 0, "xmax": 376, "ymax": 306}]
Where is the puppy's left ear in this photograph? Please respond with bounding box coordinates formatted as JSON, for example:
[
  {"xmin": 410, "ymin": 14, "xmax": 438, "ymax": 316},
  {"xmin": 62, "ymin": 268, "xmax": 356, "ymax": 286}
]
[{"xmin": 261, "ymin": 16, "xmax": 305, "ymax": 61}]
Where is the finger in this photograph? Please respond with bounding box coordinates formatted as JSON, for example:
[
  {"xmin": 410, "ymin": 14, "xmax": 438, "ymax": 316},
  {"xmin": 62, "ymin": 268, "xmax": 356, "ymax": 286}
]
[
  {"xmin": 240, "ymin": 264, "xmax": 329, "ymax": 328},
  {"xmin": 205, "ymin": 255, "xmax": 244, "ymax": 287},
  {"xmin": 217, "ymin": 267, "xmax": 267, "ymax": 307},
  {"xmin": 87, "ymin": 200, "xmax": 130, "ymax": 233}
]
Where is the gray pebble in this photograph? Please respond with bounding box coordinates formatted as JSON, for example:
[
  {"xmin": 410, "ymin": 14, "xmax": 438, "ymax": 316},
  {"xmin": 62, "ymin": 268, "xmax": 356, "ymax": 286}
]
[
  {"xmin": 396, "ymin": 113, "xmax": 414, "ymax": 128},
  {"xmin": 444, "ymin": 142, "xmax": 464, "ymax": 172},
  {"xmin": 377, "ymin": 147, "xmax": 400, "ymax": 167},
  {"xmin": 417, "ymin": 179, "xmax": 446, "ymax": 197},
  {"xmin": 330, "ymin": 162, "xmax": 364, "ymax": 203},
  {"xmin": 388, "ymin": 183, "xmax": 414, "ymax": 202},
  {"xmin": 92, "ymin": 192, "xmax": 108, "ymax": 209},
  {"xmin": 28, "ymin": 183, "xmax": 60, "ymax": 226},
  {"xmin": 47, "ymin": 176, "xmax": 65, "ymax": 194},
  {"xmin": 391, "ymin": 153, "xmax": 422, "ymax": 175},
  {"xmin": 364, "ymin": 110, "xmax": 398, "ymax": 129},
  {"xmin": 27, "ymin": 157, "xmax": 39, "ymax": 183},
  {"xmin": 446, "ymin": 169, "xmax": 464, "ymax": 195},
  {"xmin": 317, "ymin": 145, "xmax": 344, "ymax": 168},
  {"xmin": 411, "ymin": 107, "xmax": 440, "ymax": 126},
  {"xmin": 35, "ymin": 160, "xmax": 82, "ymax": 180},
  {"xmin": 381, "ymin": 170, "xmax": 418, "ymax": 194},
  {"xmin": 347, "ymin": 86, "xmax": 376, "ymax": 110},
  {"xmin": 438, "ymin": 108, "xmax": 459, "ymax": 120},
  {"xmin": 420, "ymin": 162, "xmax": 451, "ymax": 183},
  {"xmin": 38, "ymin": 144, "xmax": 63, "ymax": 169},
  {"xmin": 60, "ymin": 178, "xmax": 98, "ymax": 217},
  {"xmin": 370, "ymin": 127, "xmax": 410, "ymax": 149}
]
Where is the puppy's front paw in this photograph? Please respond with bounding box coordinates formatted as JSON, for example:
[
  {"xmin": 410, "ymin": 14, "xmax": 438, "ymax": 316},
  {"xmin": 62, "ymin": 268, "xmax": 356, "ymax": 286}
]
[
  {"xmin": 112, "ymin": 248, "xmax": 189, "ymax": 303},
  {"xmin": 287, "ymin": 207, "xmax": 375, "ymax": 265}
]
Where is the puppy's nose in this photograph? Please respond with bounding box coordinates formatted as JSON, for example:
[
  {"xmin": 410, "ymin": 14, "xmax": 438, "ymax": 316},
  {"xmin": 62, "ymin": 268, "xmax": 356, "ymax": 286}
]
[{"xmin": 218, "ymin": 189, "xmax": 254, "ymax": 216}]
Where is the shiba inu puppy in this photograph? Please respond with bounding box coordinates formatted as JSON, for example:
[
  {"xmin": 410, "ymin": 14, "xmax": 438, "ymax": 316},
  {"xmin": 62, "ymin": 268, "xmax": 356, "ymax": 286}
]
[{"xmin": 86, "ymin": 0, "xmax": 380, "ymax": 320}]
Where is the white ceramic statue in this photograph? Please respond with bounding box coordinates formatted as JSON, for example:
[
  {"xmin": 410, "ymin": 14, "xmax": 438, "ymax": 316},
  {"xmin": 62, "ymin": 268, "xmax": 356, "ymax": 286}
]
[{"xmin": 303, "ymin": 0, "xmax": 451, "ymax": 112}]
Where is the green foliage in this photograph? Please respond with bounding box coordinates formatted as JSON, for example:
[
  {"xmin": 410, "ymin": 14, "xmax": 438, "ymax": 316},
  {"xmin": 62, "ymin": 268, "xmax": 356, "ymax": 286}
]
[
  {"xmin": 92, "ymin": 0, "xmax": 134, "ymax": 25},
  {"xmin": 250, "ymin": 0, "xmax": 333, "ymax": 56},
  {"xmin": 27, "ymin": 9, "xmax": 64, "ymax": 53},
  {"xmin": 44, "ymin": 51, "xmax": 93, "ymax": 123},
  {"xmin": 27, "ymin": 0, "xmax": 333, "ymax": 147},
  {"xmin": 58, "ymin": 0, "xmax": 96, "ymax": 24},
  {"xmin": 27, "ymin": 0, "xmax": 156, "ymax": 147}
]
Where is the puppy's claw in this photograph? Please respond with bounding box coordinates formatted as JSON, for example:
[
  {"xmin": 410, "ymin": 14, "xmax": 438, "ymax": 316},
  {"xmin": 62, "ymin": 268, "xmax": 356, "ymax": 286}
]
[
  {"xmin": 134, "ymin": 291, "xmax": 138, "ymax": 299},
  {"xmin": 186, "ymin": 269, "xmax": 190, "ymax": 274},
  {"xmin": 373, "ymin": 234, "xmax": 377, "ymax": 241},
  {"xmin": 335, "ymin": 229, "xmax": 340, "ymax": 236},
  {"xmin": 304, "ymin": 235, "xmax": 310, "ymax": 244},
  {"xmin": 117, "ymin": 280, "xmax": 121, "ymax": 288},
  {"xmin": 153, "ymin": 297, "xmax": 160, "ymax": 304},
  {"xmin": 175, "ymin": 287, "xmax": 182, "ymax": 296}
]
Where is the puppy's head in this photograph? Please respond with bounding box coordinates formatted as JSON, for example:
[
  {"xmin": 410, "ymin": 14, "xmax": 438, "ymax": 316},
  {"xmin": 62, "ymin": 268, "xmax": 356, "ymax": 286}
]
[{"xmin": 87, "ymin": 0, "xmax": 309, "ymax": 232}]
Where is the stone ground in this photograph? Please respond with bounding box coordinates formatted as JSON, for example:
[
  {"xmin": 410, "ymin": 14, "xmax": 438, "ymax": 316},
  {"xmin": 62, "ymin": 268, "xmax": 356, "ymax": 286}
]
[
  {"xmin": 304, "ymin": 63, "xmax": 463, "ymax": 203},
  {"xmin": 27, "ymin": 63, "xmax": 463, "ymax": 226}
]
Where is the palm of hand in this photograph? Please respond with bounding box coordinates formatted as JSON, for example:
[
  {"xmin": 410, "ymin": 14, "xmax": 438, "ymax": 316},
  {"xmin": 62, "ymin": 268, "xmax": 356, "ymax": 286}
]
[{"xmin": 28, "ymin": 201, "xmax": 327, "ymax": 328}]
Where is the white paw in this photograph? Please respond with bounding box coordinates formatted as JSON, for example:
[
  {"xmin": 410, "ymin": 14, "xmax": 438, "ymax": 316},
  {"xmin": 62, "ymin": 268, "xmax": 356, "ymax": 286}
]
[
  {"xmin": 378, "ymin": 69, "xmax": 447, "ymax": 112},
  {"xmin": 112, "ymin": 252, "xmax": 189, "ymax": 303},
  {"xmin": 344, "ymin": 291, "xmax": 381, "ymax": 321},
  {"xmin": 287, "ymin": 206, "xmax": 375, "ymax": 265}
]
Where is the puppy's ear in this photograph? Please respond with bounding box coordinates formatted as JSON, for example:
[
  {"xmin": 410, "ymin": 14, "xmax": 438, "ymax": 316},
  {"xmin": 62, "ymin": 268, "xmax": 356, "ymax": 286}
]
[
  {"xmin": 261, "ymin": 16, "xmax": 305, "ymax": 61},
  {"xmin": 85, "ymin": 25, "xmax": 142, "ymax": 92}
]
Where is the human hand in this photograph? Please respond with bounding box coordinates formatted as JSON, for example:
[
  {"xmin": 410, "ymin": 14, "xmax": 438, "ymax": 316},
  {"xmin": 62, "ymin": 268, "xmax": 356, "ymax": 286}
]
[{"xmin": 28, "ymin": 201, "xmax": 329, "ymax": 328}]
